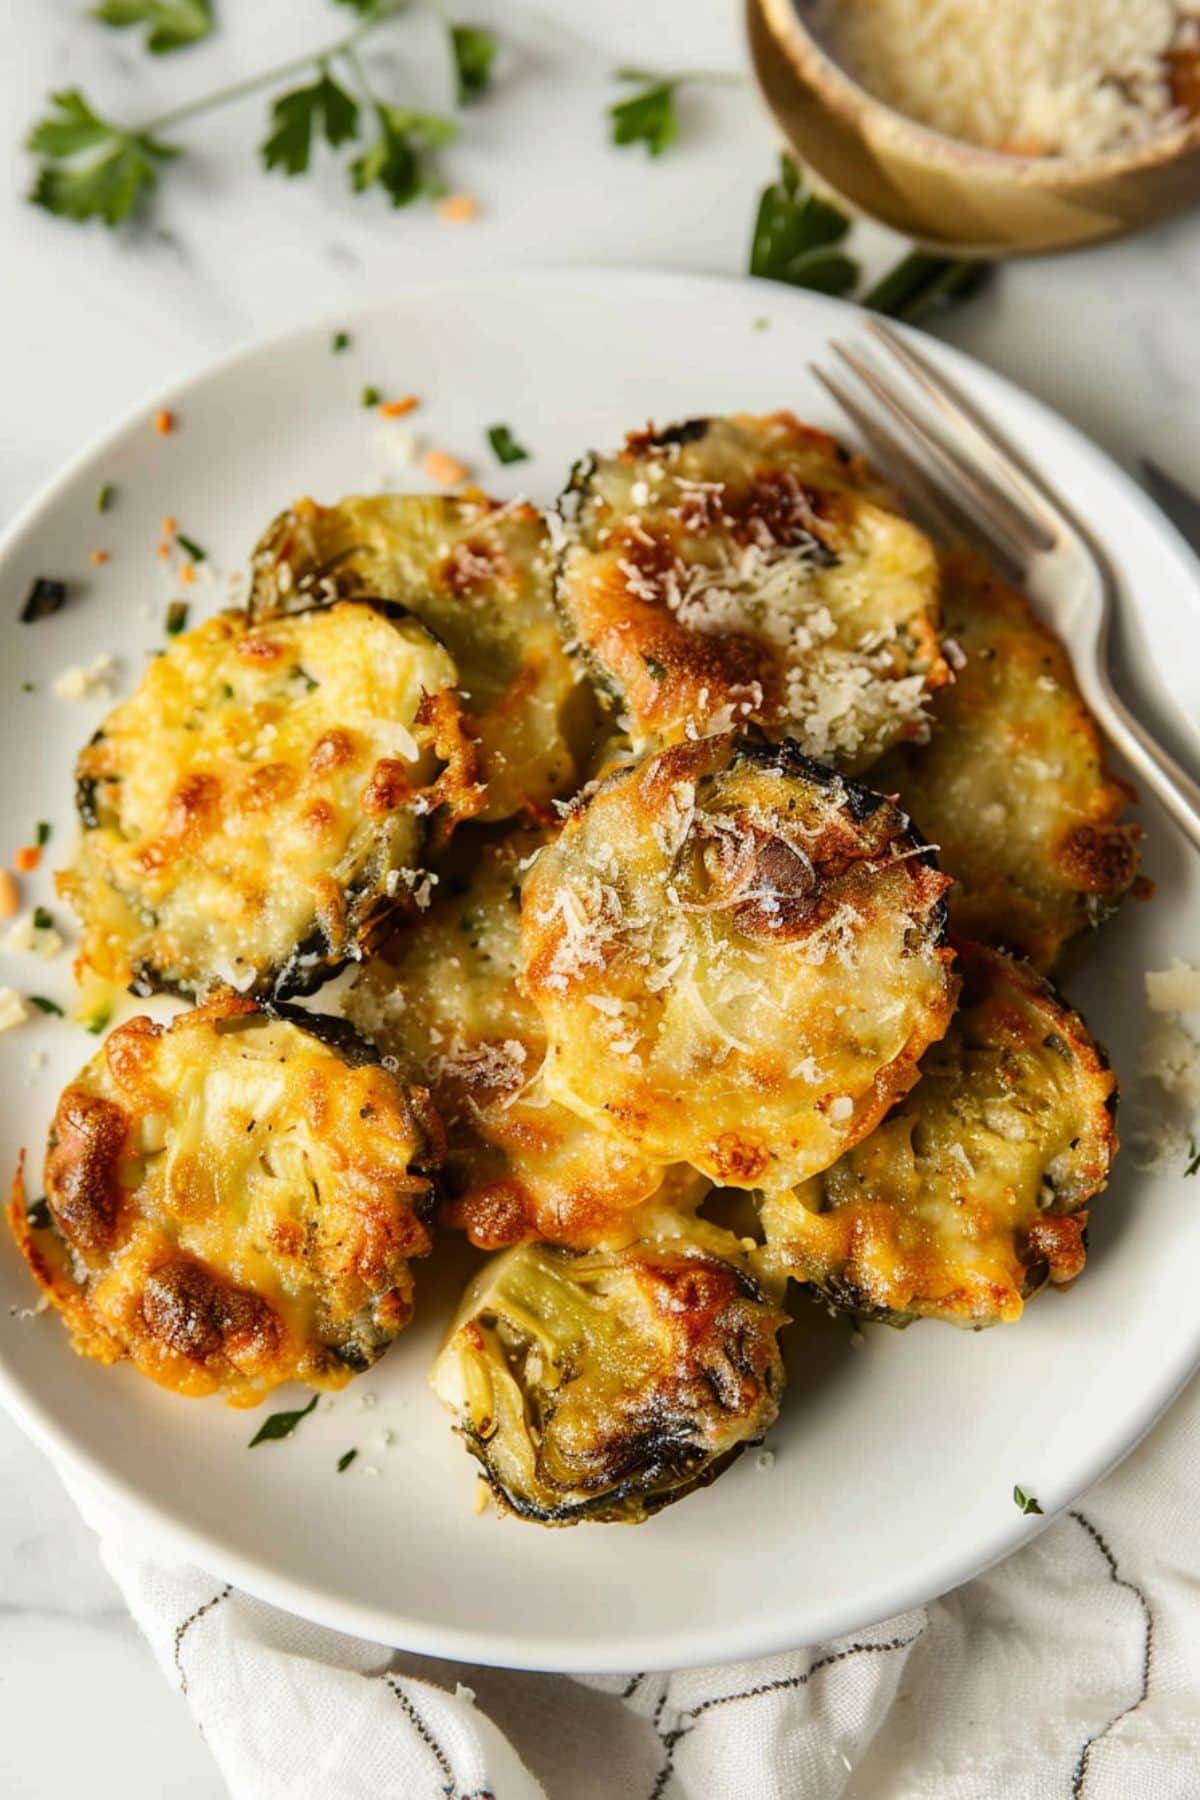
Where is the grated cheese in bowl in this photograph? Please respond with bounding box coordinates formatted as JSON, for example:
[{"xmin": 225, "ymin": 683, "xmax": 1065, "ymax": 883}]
[{"xmin": 805, "ymin": 0, "xmax": 1200, "ymax": 157}]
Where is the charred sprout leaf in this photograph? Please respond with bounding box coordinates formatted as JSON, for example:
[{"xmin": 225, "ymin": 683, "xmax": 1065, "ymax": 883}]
[
  {"xmin": 450, "ymin": 25, "xmax": 497, "ymax": 103},
  {"xmin": 350, "ymin": 104, "xmax": 457, "ymax": 207},
  {"xmin": 610, "ymin": 74, "xmax": 679, "ymax": 157},
  {"xmin": 433, "ymin": 1222, "xmax": 787, "ymax": 1524},
  {"xmin": 261, "ymin": 72, "xmax": 359, "ymax": 178},
  {"xmin": 336, "ymin": 1448, "xmax": 358, "ymax": 1472},
  {"xmin": 749, "ymin": 155, "xmax": 858, "ymax": 297},
  {"xmin": 863, "ymin": 249, "xmax": 992, "ymax": 325},
  {"xmin": 27, "ymin": 89, "xmax": 179, "ymax": 227},
  {"xmin": 332, "ymin": 0, "xmax": 387, "ymax": 11},
  {"xmin": 486, "ymin": 423, "xmax": 529, "ymax": 465},
  {"xmin": 249, "ymin": 1392, "xmax": 318, "ymax": 1446},
  {"xmin": 1013, "ymin": 1485, "xmax": 1044, "ymax": 1516},
  {"xmin": 28, "ymin": 996, "xmax": 64, "ymax": 1016},
  {"xmin": 90, "ymin": 0, "xmax": 214, "ymax": 56},
  {"xmin": 20, "ymin": 577, "xmax": 67, "ymax": 623}
]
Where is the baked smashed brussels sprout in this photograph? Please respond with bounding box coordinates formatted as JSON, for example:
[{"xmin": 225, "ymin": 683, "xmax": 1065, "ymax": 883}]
[
  {"xmin": 346, "ymin": 828, "xmax": 669, "ymax": 1249},
  {"xmin": 60, "ymin": 600, "xmax": 480, "ymax": 1001},
  {"xmin": 432, "ymin": 1211, "xmax": 788, "ymax": 1523},
  {"xmin": 555, "ymin": 412, "xmax": 947, "ymax": 769},
  {"xmin": 8, "ymin": 996, "xmax": 441, "ymax": 1405},
  {"xmin": 522, "ymin": 730, "xmax": 957, "ymax": 1190},
  {"xmin": 759, "ymin": 941, "xmax": 1117, "ymax": 1328},
  {"xmin": 248, "ymin": 492, "xmax": 595, "ymax": 820},
  {"xmin": 874, "ymin": 548, "xmax": 1141, "ymax": 970}
]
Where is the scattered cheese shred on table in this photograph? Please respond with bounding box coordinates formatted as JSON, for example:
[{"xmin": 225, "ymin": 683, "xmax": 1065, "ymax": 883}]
[{"xmin": 1145, "ymin": 961, "xmax": 1200, "ymax": 1013}]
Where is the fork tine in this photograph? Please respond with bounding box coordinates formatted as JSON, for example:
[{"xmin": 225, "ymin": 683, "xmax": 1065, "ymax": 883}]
[
  {"xmin": 809, "ymin": 363, "xmax": 1027, "ymax": 584},
  {"xmin": 831, "ymin": 339, "xmax": 1046, "ymax": 563},
  {"xmin": 865, "ymin": 319, "xmax": 1060, "ymax": 552}
]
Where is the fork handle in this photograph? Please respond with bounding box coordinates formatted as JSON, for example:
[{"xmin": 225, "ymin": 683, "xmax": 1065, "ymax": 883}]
[{"xmin": 1084, "ymin": 677, "xmax": 1200, "ymax": 855}]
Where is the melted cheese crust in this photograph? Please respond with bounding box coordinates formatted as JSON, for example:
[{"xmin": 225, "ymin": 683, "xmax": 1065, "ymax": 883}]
[
  {"xmin": 759, "ymin": 942, "xmax": 1117, "ymax": 1327},
  {"xmin": 61, "ymin": 602, "xmax": 481, "ymax": 999},
  {"xmin": 874, "ymin": 548, "xmax": 1141, "ymax": 969},
  {"xmin": 556, "ymin": 413, "xmax": 947, "ymax": 769},
  {"xmin": 249, "ymin": 493, "xmax": 595, "ymax": 821},
  {"xmin": 522, "ymin": 732, "xmax": 957, "ymax": 1189},
  {"xmin": 346, "ymin": 831, "xmax": 670, "ymax": 1248},
  {"xmin": 431, "ymin": 1209, "xmax": 787, "ymax": 1523},
  {"xmin": 8, "ymin": 997, "xmax": 439, "ymax": 1404}
]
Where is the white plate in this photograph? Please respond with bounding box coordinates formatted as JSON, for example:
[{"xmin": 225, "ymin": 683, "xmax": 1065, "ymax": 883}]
[{"xmin": 1, "ymin": 269, "xmax": 1198, "ymax": 1675}]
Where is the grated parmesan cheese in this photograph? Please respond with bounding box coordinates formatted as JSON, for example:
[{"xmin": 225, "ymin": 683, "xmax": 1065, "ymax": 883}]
[
  {"xmin": 54, "ymin": 653, "xmax": 117, "ymax": 701},
  {"xmin": 0, "ymin": 988, "xmax": 28, "ymax": 1032},
  {"xmin": 1145, "ymin": 960, "xmax": 1200, "ymax": 1014},
  {"xmin": 808, "ymin": 0, "xmax": 1200, "ymax": 157}
]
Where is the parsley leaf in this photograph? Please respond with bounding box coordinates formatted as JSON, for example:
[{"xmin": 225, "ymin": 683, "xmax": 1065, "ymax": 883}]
[
  {"xmin": 262, "ymin": 72, "xmax": 360, "ymax": 179},
  {"xmin": 749, "ymin": 155, "xmax": 858, "ymax": 298},
  {"xmin": 450, "ymin": 25, "xmax": 497, "ymax": 103},
  {"xmin": 331, "ymin": 0, "xmax": 386, "ymax": 11},
  {"xmin": 1185, "ymin": 1136, "xmax": 1200, "ymax": 1178},
  {"xmin": 350, "ymin": 105, "xmax": 457, "ymax": 208},
  {"xmin": 90, "ymin": 0, "xmax": 214, "ymax": 56},
  {"xmin": 27, "ymin": 89, "xmax": 179, "ymax": 227},
  {"xmin": 249, "ymin": 1392, "xmax": 318, "ymax": 1446},
  {"xmin": 487, "ymin": 423, "xmax": 529, "ymax": 465},
  {"xmin": 610, "ymin": 75, "xmax": 678, "ymax": 157},
  {"xmin": 36, "ymin": 822, "xmax": 51, "ymax": 847},
  {"xmin": 337, "ymin": 1448, "xmax": 358, "ymax": 1472},
  {"xmin": 32, "ymin": 906, "xmax": 54, "ymax": 932},
  {"xmin": 96, "ymin": 482, "xmax": 114, "ymax": 514},
  {"xmin": 175, "ymin": 531, "xmax": 206, "ymax": 562},
  {"xmin": 863, "ymin": 249, "xmax": 993, "ymax": 325},
  {"xmin": 165, "ymin": 600, "xmax": 190, "ymax": 636},
  {"xmin": 332, "ymin": 329, "xmax": 351, "ymax": 353},
  {"xmin": 1013, "ymin": 1485, "xmax": 1044, "ymax": 1516},
  {"xmin": 28, "ymin": 996, "xmax": 64, "ymax": 1016}
]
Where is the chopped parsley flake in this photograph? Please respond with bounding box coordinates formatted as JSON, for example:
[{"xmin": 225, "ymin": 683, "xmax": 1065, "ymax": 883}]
[
  {"xmin": 332, "ymin": 329, "xmax": 351, "ymax": 353},
  {"xmin": 84, "ymin": 1007, "xmax": 112, "ymax": 1036},
  {"xmin": 361, "ymin": 384, "xmax": 381, "ymax": 408},
  {"xmin": 1185, "ymin": 1137, "xmax": 1200, "ymax": 1178},
  {"xmin": 96, "ymin": 481, "xmax": 114, "ymax": 513},
  {"xmin": 486, "ymin": 423, "xmax": 530, "ymax": 465},
  {"xmin": 32, "ymin": 906, "xmax": 54, "ymax": 932},
  {"xmin": 175, "ymin": 531, "xmax": 206, "ymax": 563},
  {"xmin": 249, "ymin": 1392, "xmax": 318, "ymax": 1446},
  {"xmin": 36, "ymin": 822, "xmax": 51, "ymax": 847},
  {"xmin": 336, "ymin": 1448, "xmax": 358, "ymax": 1473},
  {"xmin": 28, "ymin": 995, "xmax": 64, "ymax": 1015},
  {"xmin": 165, "ymin": 600, "xmax": 190, "ymax": 636},
  {"xmin": 1013, "ymin": 1485, "xmax": 1043, "ymax": 1516}
]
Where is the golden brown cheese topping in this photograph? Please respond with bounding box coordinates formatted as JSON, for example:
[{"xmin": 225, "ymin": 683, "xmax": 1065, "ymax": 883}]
[
  {"xmin": 60, "ymin": 601, "xmax": 481, "ymax": 1000},
  {"xmin": 431, "ymin": 1207, "xmax": 788, "ymax": 1523},
  {"xmin": 555, "ymin": 413, "xmax": 947, "ymax": 769},
  {"xmin": 759, "ymin": 941, "xmax": 1117, "ymax": 1327},
  {"xmin": 346, "ymin": 830, "xmax": 670, "ymax": 1249},
  {"xmin": 874, "ymin": 548, "xmax": 1141, "ymax": 969},
  {"xmin": 521, "ymin": 731, "xmax": 957, "ymax": 1190},
  {"xmin": 8, "ymin": 997, "xmax": 440, "ymax": 1405},
  {"xmin": 248, "ymin": 492, "xmax": 596, "ymax": 821}
]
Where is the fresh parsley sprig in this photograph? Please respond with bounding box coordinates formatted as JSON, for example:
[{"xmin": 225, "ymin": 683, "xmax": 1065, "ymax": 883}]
[
  {"xmin": 91, "ymin": 0, "xmax": 214, "ymax": 57},
  {"xmin": 609, "ymin": 66, "xmax": 741, "ymax": 158},
  {"xmin": 749, "ymin": 155, "xmax": 992, "ymax": 325},
  {"xmin": 26, "ymin": 1, "xmax": 482, "ymax": 229}
]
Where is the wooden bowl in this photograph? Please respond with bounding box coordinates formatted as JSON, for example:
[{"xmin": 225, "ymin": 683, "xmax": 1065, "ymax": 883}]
[{"xmin": 749, "ymin": 0, "xmax": 1200, "ymax": 256}]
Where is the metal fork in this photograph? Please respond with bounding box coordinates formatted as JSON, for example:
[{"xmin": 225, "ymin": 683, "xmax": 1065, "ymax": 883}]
[{"xmin": 811, "ymin": 318, "xmax": 1200, "ymax": 854}]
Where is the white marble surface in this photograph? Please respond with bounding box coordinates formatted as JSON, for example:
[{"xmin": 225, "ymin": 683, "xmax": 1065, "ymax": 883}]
[{"xmin": 1, "ymin": 2, "xmax": 1198, "ymax": 1794}]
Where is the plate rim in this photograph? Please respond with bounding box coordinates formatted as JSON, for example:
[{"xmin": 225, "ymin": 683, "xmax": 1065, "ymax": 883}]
[{"xmin": 1, "ymin": 264, "xmax": 1198, "ymax": 1674}]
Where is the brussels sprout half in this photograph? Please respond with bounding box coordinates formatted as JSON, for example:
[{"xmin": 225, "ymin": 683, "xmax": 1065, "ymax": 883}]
[{"xmin": 432, "ymin": 1213, "xmax": 788, "ymax": 1524}]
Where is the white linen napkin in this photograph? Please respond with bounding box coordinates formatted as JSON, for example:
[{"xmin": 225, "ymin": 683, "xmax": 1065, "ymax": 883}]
[{"xmin": 65, "ymin": 1364, "xmax": 1200, "ymax": 1800}]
